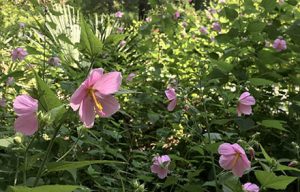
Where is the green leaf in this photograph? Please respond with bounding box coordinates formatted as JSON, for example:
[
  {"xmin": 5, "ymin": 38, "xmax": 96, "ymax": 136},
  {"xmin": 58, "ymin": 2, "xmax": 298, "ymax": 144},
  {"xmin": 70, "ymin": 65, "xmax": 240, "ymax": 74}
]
[
  {"xmin": 57, "ymin": 34, "xmax": 73, "ymax": 45},
  {"xmin": 46, "ymin": 104, "xmax": 67, "ymax": 124},
  {"xmin": 163, "ymin": 176, "xmax": 178, "ymax": 187},
  {"xmin": 6, "ymin": 185, "xmax": 83, "ymax": 192},
  {"xmin": 34, "ymin": 72, "xmax": 62, "ymax": 112},
  {"xmin": 260, "ymin": 120, "xmax": 288, "ymax": 131},
  {"xmin": 276, "ymin": 164, "xmax": 300, "ymax": 173},
  {"xmin": 259, "ymin": 144, "xmax": 273, "ymax": 164},
  {"xmin": 219, "ymin": 172, "xmax": 243, "ymax": 192},
  {"xmin": 287, "ymin": 20, "xmax": 300, "ymax": 45},
  {"xmin": 255, "ymin": 170, "xmax": 297, "ymax": 190},
  {"xmin": 224, "ymin": 7, "xmax": 238, "ymax": 20},
  {"xmin": 249, "ymin": 78, "xmax": 274, "ymax": 86},
  {"xmin": 0, "ymin": 138, "xmax": 14, "ymax": 148},
  {"xmin": 261, "ymin": 0, "xmax": 276, "ymax": 12},
  {"xmin": 79, "ymin": 16, "xmax": 103, "ymax": 58},
  {"xmin": 247, "ymin": 21, "xmax": 266, "ymax": 33},
  {"xmin": 46, "ymin": 160, "xmax": 124, "ymax": 172}
]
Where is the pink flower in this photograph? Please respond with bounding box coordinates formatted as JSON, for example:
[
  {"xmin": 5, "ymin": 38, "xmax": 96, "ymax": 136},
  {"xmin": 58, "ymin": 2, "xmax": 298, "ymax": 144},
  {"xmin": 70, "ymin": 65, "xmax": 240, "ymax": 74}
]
[
  {"xmin": 70, "ymin": 68, "xmax": 122, "ymax": 128},
  {"xmin": 48, "ymin": 56, "xmax": 61, "ymax": 66},
  {"xmin": 115, "ymin": 11, "xmax": 124, "ymax": 18},
  {"xmin": 200, "ymin": 26, "xmax": 208, "ymax": 35},
  {"xmin": 0, "ymin": 98, "xmax": 6, "ymax": 107},
  {"xmin": 188, "ymin": 0, "xmax": 193, "ymax": 3},
  {"xmin": 174, "ymin": 11, "xmax": 181, "ymax": 19},
  {"xmin": 117, "ymin": 27, "xmax": 124, "ymax": 33},
  {"xmin": 165, "ymin": 88, "xmax": 177, "ymax": 111},
  {"xmin": 151, "ymin": 155, "xmax": 171, "ymax": 179},
  {"xmin": 273, "ymin": 38, "xmax": 287, "ymax": 52},
  {"xmin": 145, "ymin": 17, "xmax": 152, "ymax": 22},
  {"xmin": 13, "ymin": 95, "xmax": 39, "ymax": 136},
  {"xmin": 11, "ymin": 47, "xmax": 28, "ymax": 61},
  {"xmin": 218, "ymin": 143, "xmax": 251, "ymax": 177},
  {"xmin": 6, "ymin": 77, "xmax": 15, "ymax": 86},
  {"xmin": 242, "ymin": 182, "xmax": 260, "ymax": 192},
  {"xmin": 212, "ymin": 22, "xmax": 221, "ymax": 32},
  {"xmin": 126, "ymin": 73, "xmax": 136, "ymax": 82},
  {"xmin": 237, "ymin": 92, "xmax": 256, "ymax": 116},
  {"xmin": 119, "ymin": 40, "xmax": 126, "ymax": 47}
]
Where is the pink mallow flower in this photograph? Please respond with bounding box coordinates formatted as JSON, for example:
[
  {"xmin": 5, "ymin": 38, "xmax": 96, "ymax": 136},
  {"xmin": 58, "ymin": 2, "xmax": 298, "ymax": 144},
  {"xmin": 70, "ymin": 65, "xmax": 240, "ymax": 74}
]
[
  {"xmin": 237, "ymin": 92, "xmax": 256, "ymax": 116},
  {"xmin": 13, "ymin": 95, "xmax": 38, "ymax": 136},
  {"xmin": 218, "ymin": 143, "xmax": 251, "ymax": 177},
  {"xmin": 70, "ymin": 68, "xmax": 122, "ymax": 128},
  {"xmin": 212, "ymin": 22, "xmax": 221, "ymax": 32},
  {"xmin": 174, "ymin": 11, "xmax": 181, "ymax": 19},
  {"xmin": 273, "ymin": 38, "xmax": 287, "ymax": 52},
  {"xmin": 242, "ymin": 182, "xmax": 260, "ymax": 192},
  {"xmin": 11, "ymin": 47, "xmax": 28, "ymax": 61},
  {"xmin": 6, "ymin": 77, "xmax": 15, "ymax": 86},
  {"xmin": 126, "ymin": 73, "xmax": 136, "ymax": 82},
  {"xmin": 151, "ymin": 155, "xmax": 171, "ymax": 179},
  {"xmin": 145, "ymin": 17, "xmax": 152, "ymax": 22},
  {"xmin": 165, "ymin": 88, "xmax": 177, "ymax": 111},
  {"xmin": 48, "ymin": 56, "xmax": 61, "ymax": 66},
  {"xmin": 115, "ymin": 11, "xmax": 124, "ymax": 18},
  {"xmin": 200, "ymin": 26, "xmax": 208, "ymax": 35}
]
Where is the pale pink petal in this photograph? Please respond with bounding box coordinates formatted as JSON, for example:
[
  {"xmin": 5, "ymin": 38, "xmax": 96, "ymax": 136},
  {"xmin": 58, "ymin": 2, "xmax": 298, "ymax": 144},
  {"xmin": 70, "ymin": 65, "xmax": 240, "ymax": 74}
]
[
  {"xmin": 218, "ymin": 143, "xmax": 236, "ymax": 155},
  {"xmin": 240, "ymin": 96, "xmax": 255, "ymax": 105},
  {"xmin": 167, "ymin": 99, "xmax": 177, "ymax": 111},
  {"xmin": 165, "ymin": 88, "xmax": 176, "ymax": 101},
  {"xmin": 70, "ymin": 84, "xmax": 88, "ymax": 111},
  {"xmin": 232, "ymin": 154, "xmax": 250, "ymax": 177},
  {"xmin": 79, "ymin": 97, "xmax": 95, "ymax": 128},
  {"xmin": 93, "ymin": 72, "xmax": 122, "ymax": 95},
  {"xmin": 151, "ymin": 164, "xmax": 161, "ymax": 173},
  {"xmin": 97, "ymin": 95, "xmax": 120, "ymax": 117},
  {"xmin": 237, "ymin": 104, "xmax": 252, "ymax": 115},
  {"xmin": 232, "ymin": 143, "xmax": 246, "ymax": 155},
  {"xmin": 157, "ymin": 168, "xmax": 169, "ymax": 179},
  {"xmin": 239, "ymin": 92, "xmax": 250, "ymax": 101},
  {"xmin": 14, "ymin": 114, "xmax": 38, "ymax": 136},
  {"xmin": 87, "ymin": 68, "xmax": 104, "ymax": 87},
  {"xmin": 219, "ymin": 155, "xmax": 235, "ymax": 170},
  {"xmin": 161, "ymin": 155, "xmax": 171, "ymax": 163},
  {"xmin": 243, "ymin": 182, "xmax": 260, "ymax": 192},
  {"xmin": 13, "ymin": 95, "xmax": 38, "ymax": 116}
]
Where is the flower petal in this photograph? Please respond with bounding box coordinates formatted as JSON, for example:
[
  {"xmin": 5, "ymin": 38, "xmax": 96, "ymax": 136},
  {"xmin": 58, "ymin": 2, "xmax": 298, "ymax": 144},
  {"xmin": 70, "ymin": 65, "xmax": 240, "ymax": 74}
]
[
  {"xmin": 219, "ymin": 155, "xmax": 235, "ymax": 170},
  {"xmin": 151, "ymin": 164, "xmax": 160, "ymax": 174},
  {"xmin": 237, "ymin": 104, "xmax": 252, "ymax": 115},
  {"xmin": 79, "ymin": 97, "xmax": 95, "ymax": 128},
  {"xmin": 218, "ymin": 143, "xmax": 235, "ymax": 155},
  {"xmin": 93, "ymin": 72, "xmax": 122, "ymax": 95},
  {"xmin": 167, "ymin": 99, "xmax": 177, "ymax": 111},
  {"xmin": 232, "ymin": 143, "xmax": 246, "ymax": 155},
  {"xmin": 165, "ymin": 88, "xmax": 176, "ymax": 101},
  {"xmin": 157, "ymin": 168, "xmax": 169, "ymax": 179},
  {"xmin": 14, "ymin": 114, "xmax": 38, "ymax": 136},
  {"xmin": 13, "ymin": 95, "xmax": 38, "ymax": 116},
  {"xmin": 87, "ymin": 68, "xmax": 104, "ymax": 87},
  {"xmin": 240, "ymin": 96, "xmax": 255, "ymax": 105},
  {"xmin": 97, "ymin": 95, "xmax": 120, "ymax": 117},
  {"xmin": 232, "ymin": 154, "xmax": 250, "ymax": 177},
  {"xmin": 70, "ymin": 84, "xmax": 88, "ymax": 111}
]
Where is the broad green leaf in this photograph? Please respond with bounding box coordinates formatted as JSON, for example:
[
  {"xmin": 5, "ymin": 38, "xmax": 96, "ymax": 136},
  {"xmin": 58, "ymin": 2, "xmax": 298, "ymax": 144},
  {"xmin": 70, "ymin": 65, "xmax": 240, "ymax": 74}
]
[
  {"xmin": 255, "ymin": 170, "xmax": 297, "ymax": 190},
  {"xmin": 6, "ymin": 185, "xmax": 83, "ymax": 192},
  {"xmin": 249, "ymin": 78, "xmax": 274, "ymax": 86},
  {"xmin": 46, "ymin": 104, "xmax": 67, "ymax": 124},
  {"xmin": 80, "ymin": 16, "xmax": 103, "ymax": 58},
  {"xmin": 219, "ymin": 172, "xmax": 243, "ymax": 192},
  {"xmin": 247, "ymin": 22, "xmax": 266, "ymax": 33},
  {"xmin": 163, "ymin": 176, "xmax": 178, "ymax": 187},
  {"xmin": 260, "ymin": 120, "xmax": 288, "ymax": 131},
  {"xmin": 34, "ymin": 72, "xmax": 62, "ymax": 112},
  {"xmin": 261, "ymin": 0, "xmax": 276, "ymax": 12},
  {"xmin": 287, "ymin": 20, "xmax": 300, "ymax": 45},
  {"xmin": 47, "ymin": 160, "xmax": 124, "ymax": 172},
  {"xmin": 224, "ymin": 7, "xmax": 238, "ymax": 20},
  {"xmin": 276, "ymin": 164, "xmax": 300, "ymax": 173}
]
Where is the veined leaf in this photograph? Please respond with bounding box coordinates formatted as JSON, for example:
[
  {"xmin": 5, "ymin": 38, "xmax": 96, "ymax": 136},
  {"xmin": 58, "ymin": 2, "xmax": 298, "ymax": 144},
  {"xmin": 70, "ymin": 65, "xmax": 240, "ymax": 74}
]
[{"xmin": 255, "ymin": 170, "xmax": 296, "ymax": 190}]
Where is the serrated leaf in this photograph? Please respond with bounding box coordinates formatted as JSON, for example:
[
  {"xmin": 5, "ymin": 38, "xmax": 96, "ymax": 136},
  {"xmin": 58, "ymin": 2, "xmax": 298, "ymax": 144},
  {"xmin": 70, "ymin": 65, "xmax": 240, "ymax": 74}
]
[
  {"xmin": 255, "ymin": 170, "xmax": 296, "ymax": 190},
  {"xmin": 46, "ymin": 160, "xmax": 124, "ymax": 172},
  {"xmin": 261, "ymin": 120, "xmax": 287, "ymax": 131}
]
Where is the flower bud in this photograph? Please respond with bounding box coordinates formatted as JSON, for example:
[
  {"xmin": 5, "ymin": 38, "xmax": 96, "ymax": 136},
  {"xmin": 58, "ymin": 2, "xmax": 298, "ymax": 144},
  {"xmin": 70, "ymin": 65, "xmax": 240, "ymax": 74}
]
[
  {"xmin": 13, "ymin": 136, "xmax": 22, "ymax": 144},
  {"xmin": 288, "ymin": 161, "xmax": 298, "ymax": 167},
  {"xmin": 249, "ymin": 147, "xmax": 255, "ymax": 160}
]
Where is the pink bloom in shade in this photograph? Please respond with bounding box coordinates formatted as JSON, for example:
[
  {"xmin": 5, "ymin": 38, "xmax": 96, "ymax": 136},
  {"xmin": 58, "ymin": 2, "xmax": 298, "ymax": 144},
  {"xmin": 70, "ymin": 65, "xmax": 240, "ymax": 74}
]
[
  {"xmin": 237, "ymin": 92, "xmax": 256, "ymax": 116},
  {"xmin": 115, "ymin": 11, "xmax": 124, "ymax": 18},
  {"xmin": 174, "ymin": 11, "xmax": 180, "ymax": 19},
  {"xmin": 218, "ymin": 143, "xmax": 251, "ymax": 177},
  {"xmin": 200, "ymin": 26, "xmax": 208, "ymax": 35},
  {"xmin": 150, "ymin": 155, "xmax": 171, "ymax": 179},
  {"xmin": 11, "ymin": 47, "xmax": 28, "ymax": 61},
  {"xmin": 242, "ymin": 182, "xmax": 260, "ymax": 192},
  {"xmin": 117, "ymin": 27, "xmax": 124, "ymax": 33},
  {"xmin": 0, "ymin": 98, "xmax": 6, "ymax": 107},
  {"xmin": 13, "ymin": 95, "xmax": 39, "ymax": 136},
  {"xmin": 273, "ymin": 38, "xmax": 287, "ymax": 52},
  {"xmin": 70, "ymin": 68, "xmax": 122, "ymax": 128},
  {"xmin": 126, "ymin": 73, "xmax": 136, "ymax": 82},
  {"xmin": 6, "ymin": 77, "xmax": 15, "ymax": 86},
  {"xmin": 212, "ymin": 22, "xmax": 221, "ymax": 32},
  {"xmin": 165, "ymin": 88, "xmax": 177, "ymax": 111},
  {"xmin": 48, "ymin": 56, "xmax": 61, "ymax": 66},
  {"xmin": 145, "ymin": 17, "xmax": 152, "ymax": 22}
]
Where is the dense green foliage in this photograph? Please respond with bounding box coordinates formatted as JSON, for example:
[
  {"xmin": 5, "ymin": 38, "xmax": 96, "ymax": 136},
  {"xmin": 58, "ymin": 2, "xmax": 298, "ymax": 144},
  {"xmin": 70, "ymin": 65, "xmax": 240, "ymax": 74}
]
[{"xmin": 0, "ymin": 0, "xmax": 300, "ymax": 191}]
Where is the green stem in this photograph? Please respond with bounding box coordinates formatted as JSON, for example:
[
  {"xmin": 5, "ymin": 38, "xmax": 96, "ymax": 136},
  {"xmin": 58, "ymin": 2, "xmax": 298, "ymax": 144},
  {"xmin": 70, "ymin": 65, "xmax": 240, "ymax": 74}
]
[
  {"xmin": 33, "ymin": 124, "xmax": 62, "ymax": 187},
  {"xmin": 204, "ymin": 100, "xmax": 220, "ymax": 192},
  {"xmin": 23, "ymin": 134, "xmax": 38, "ymax": 185}
]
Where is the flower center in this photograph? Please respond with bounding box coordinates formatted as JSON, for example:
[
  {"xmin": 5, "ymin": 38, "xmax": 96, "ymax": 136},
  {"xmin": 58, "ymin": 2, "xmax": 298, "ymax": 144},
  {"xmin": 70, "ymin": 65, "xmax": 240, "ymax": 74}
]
[
  {"xmin": 232, "ymin": 153, "xmax": 241, "ymax": 167},
  {"xmin": 88, "ymin": 89, "xmax": 103, "ymax": 111}
]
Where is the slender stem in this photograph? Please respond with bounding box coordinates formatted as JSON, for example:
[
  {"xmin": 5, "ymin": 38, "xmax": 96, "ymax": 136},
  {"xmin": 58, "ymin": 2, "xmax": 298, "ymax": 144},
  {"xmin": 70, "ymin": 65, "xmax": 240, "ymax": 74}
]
[
  {"xmin": 23, "ymin": 134, "xmax": 38, "ymax": 185},
  {"xmin": 42, "ymin": 6, "xmax": 47, "ymax": 81},
  {"xmin": 33, "ymin": 123, "xmax": 62, "ymax": 187},
  {"xmin": 14, "ymin": 157, "xmax": 19, "ymax": 185},
  {"xmin": 203, "ymin": 100, "xmax": 220, "ymax": 192}
]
